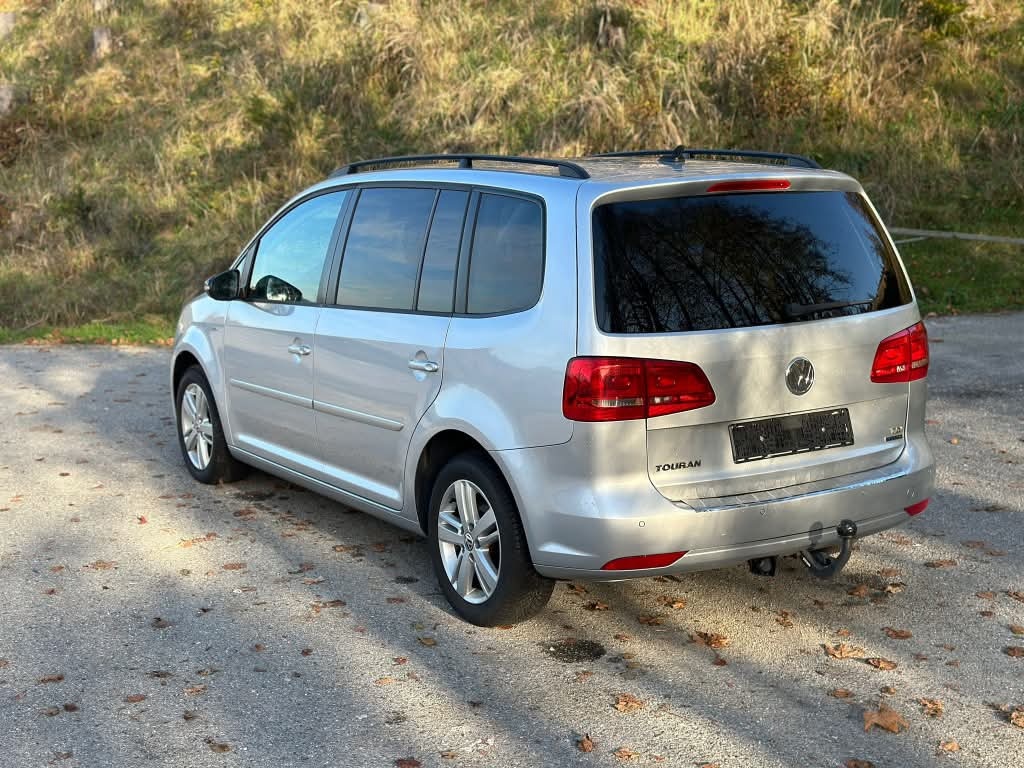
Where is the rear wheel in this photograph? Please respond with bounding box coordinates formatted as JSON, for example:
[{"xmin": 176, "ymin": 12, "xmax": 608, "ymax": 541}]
[
  {"xmin": 175, "ymin": 366, "xmax": 248, "ymax": 484},
  {"xmin": 428, "ymin": 453, "xmax": 553, "ymax": 626}
]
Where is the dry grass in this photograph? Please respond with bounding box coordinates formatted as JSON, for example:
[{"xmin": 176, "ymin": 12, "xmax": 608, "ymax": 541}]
[{"xmin": 0, "ymin": 0, "xmax": 1022, "ymax": 329}]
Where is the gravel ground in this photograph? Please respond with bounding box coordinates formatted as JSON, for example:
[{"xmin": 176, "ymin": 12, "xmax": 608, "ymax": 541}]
[{"xmin": 1, "ymin": 312, "xmax": 1022, "ymax": 768}]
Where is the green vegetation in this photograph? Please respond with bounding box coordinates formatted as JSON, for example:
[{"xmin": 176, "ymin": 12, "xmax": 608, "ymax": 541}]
[{"xmin": 1, "ymin": 0, "xmax": 1022, "ymax": 342}]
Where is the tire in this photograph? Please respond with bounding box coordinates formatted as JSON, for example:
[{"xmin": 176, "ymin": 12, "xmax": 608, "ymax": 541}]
[
  {"xmin": 175, "ymin": 365, "xmax": 248, "ymax": 485},
  {"xmin": 427, "ymin": 453, "xmax": 553, "ymax": 626}
]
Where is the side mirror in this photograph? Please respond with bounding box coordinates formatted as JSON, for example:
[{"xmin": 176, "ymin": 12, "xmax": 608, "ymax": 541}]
[
  {"xmin": 204, "ymin": 269, "xmax": 240, "ymax": 301},
  {"xmin": 253, "ymin": 274, "xmax": 303, "ymax": 303}
]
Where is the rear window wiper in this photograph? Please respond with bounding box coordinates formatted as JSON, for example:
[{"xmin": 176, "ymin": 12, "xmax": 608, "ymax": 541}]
[{"xmin": 784, "ymin": 299, "xmax": 873, "ymax": 319}]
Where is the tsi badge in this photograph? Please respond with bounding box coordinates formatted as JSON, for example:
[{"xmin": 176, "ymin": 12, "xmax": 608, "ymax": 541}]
[{"xmin": 786, "ymin": 357, "xmax": 815, "ymax": 396}]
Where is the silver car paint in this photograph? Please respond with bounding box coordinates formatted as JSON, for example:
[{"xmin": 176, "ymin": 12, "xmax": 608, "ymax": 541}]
[{"xmin": 172, "ymin": 160, "xmax": 935, "ymax": 580}]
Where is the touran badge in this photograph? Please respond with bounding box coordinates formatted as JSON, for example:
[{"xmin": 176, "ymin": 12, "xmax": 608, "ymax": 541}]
[{"xmin": 786, "ymin": 357, "xmax": 815, "ymax": 395}]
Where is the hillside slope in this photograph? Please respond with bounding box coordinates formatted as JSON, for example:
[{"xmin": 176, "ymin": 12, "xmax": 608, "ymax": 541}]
[{"xmin": 1, "ymin": 0, "xmax": 1022, "ymax": 334}]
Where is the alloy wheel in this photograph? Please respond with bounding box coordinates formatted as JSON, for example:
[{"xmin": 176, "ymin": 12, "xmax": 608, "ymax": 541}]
[
  {"xmin": 436, "ymin": 479, "xmax": 501, "ymax": 604},
  {"xmin": 180, "ymin": 382, "xmax": 214, "ymax": 470}
]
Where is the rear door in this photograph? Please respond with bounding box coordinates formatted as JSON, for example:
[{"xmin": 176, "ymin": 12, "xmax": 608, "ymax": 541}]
[
  {"xmin": 312, "ymin": 186, "xmax": 467, "ymax": 509},
  {"xmin": 589, "ymin": 185, "xmax": 918, "ymax": 502},
  {"xmin": 223, "ymin": 189, "xmax": 349, "ymax": 474}
]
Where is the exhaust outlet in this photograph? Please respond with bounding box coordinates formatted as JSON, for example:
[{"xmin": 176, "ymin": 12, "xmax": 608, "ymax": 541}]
[{"xmin": 800, "ymin": 519, "xmax": 858, "ymax": 579}]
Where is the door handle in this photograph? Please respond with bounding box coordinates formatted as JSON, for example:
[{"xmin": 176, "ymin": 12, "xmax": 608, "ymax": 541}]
[
  {"xmin": 408, "ymin": 359, "xmax": 439, "ymax": 373},
  {"xmin": 288, "ymin": 343, "xmax": 312, "ymax": 356}
]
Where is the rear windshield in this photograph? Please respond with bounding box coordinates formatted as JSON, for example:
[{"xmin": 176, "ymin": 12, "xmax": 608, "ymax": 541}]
[{"xmin": 592, "ymin": 190, "xmax": 911, "ymax": 333}]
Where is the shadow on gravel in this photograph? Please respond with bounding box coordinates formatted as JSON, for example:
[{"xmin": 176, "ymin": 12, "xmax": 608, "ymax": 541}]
[{"xmin": 3, "ymin": 345, "xmax": 1022, "ymax": 767}]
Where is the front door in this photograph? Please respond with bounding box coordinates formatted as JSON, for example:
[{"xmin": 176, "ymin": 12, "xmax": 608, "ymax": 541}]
[
  {"xmin": 313, "ymin": 187, "xmax": 468, "ymax": 508},
  {"xmin": 224, "ymin": 189, "xmax": 349, "ymax": 475}
]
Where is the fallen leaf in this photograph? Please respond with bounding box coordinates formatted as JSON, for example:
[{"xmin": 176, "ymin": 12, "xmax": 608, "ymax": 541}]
[
  {"xmin": 924, "ymin": 560, "xmax": 957, "ymax": 568},
  {"xmin": 866, "ymin": 657, "xmax": 898, "ymax": 671},
  {"xmin": 566, "ymin": 583, "xmax": 589, "ymax": 594},
  {"xmin": 575, "ymin": 670, "xmax": 593, "ymax": 682},
  {"xmin": 1008, "ymin": 591, "xmax": 1024, "ymax": 603},
  {"xmin": 62, "ymin": 703, "xmax": 78, "ymax": 712},
  {"xmin": 638, "ymin": 614, "xmax": 663, "ymax": 626},
  {"xmin": 977, "ymin": 591, "xmax": 996, "ymax": 599},
  {"xmin": 613, "ymin": 747, "xmax": 638, "ymax": 761},
  {"xmin": 776, "ymin": 610, "xmax": 795, "ymax": 628},
  {"xmin": 41, "ymin": 706, "xmax": 61, "ymax": 717},
  {"xmin": 124, "ymin": 694, "xmax": 146, "ymax": 703},
  {"xmin": 417, "ymin": 637, "xmax": 437, "ymax": 647},
  {"xmin": 300, "ymin": 648, "xmax": 314, "ymax": 656},
  {"xmin": 824, "ymin": 643, "xmax": 865, "ymax": 660},
  {"xmin": 1010, "ymin": 625, "xmax": 1024, "ymax": 636},
  {"xmin": 0, "ymin": 659, "xmax": 8, "ymax": 669},
  {"xmin": 577, "ymin": 734, "xmax": 595, "ymax": 753},
  {"xmin": 183, "ymin": 710, "xmax": 198, "ymax": 721},
  {"xmin": 439, "ymin": 750, "xmax": 458, "ymax": 760},
  {"xmin": 613, "ymin": 633, "xmax": 632, "ymax": 641},
  {"xmin": 848, "ymin": 584, "xmax": 871, "ymax": 598},
  {"xmin": 222, "ymin": 562, "xmax": 246, "ymax": 570},
  {"xmin": 657, "ymin": 595, "xmax": 686, "ymax": 609},
  {"xmin": 151, "ymin": 617, "xmax": 171, "ymax": 629},
  {"xmin": 845, "ymin": 761, "xmax": 876, "ymax": 768},
  {"xmin": 394, "ymin": 759, "xmax": 422, "ymax": 768},
  {"xmin": 206, "ymin": 739, "xmax": 231, "ymax": 753},
  {"xmin": 84, "ymin": 560, "xmax": 116, "ymax": 571},
  {"xmin": 184, "ymin": 684, "xmax": 207, "ymax": 695},
  {"xmin": 836, "ymin": 628, "xmax": 853, "ymax": 638},
  {"xmin": 385, "ymin": 597, "xmax": 405, "ymax": 604},
  {"xmin": 883, "ymin": 627, "xmax": 913, "ymax": 639},
  {"xmin": 878, "ymin": 568, "xmax": 901, "ymax": 578},
  {"xmin": 1012, "ymin": 710, "xmax": 1024, "ymax": 729},
  {"xmin": 613, "ymin": 693, "xmax": 644, "ymax": 713},
  {"xmin": 693, "ymin": 632, "xmax": 730, "ymax": 649},
  {"xmin": 939, "ymin": 740, "xmax": 960, "ymax": 753},
  {"xmin": 375, "ymin": 677, "xmax": 396, "ymax": 686},
  {"xmin": 881, "ymin": 686, "xmax": 897, "ymax": 695},
  {"xmin": 829, "ymin": 689, "xmax": 854, "ymax": 699},
  {"xmin": 863, "ymin": 704, "xmax": 909, "ymax": 733},
  {"xmin": 585, "ymin": 600, "xmax": 610, "ymax": 611},
  {"xmin": 919, "ymin": 698, "xmax": 944, "ymax": 717},
  {"xmin": 1005, "ymin": 647, "xmax": 1024, "ymax": 658},
  {"xmin": 39, "ymin": 674, "xmax": 64, "ymax": 684}
]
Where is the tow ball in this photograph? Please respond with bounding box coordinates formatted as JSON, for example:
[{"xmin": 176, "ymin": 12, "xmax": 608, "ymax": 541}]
[{"xmin": 800, "ymin": 519, "xmax": 858, "ymax": 579}]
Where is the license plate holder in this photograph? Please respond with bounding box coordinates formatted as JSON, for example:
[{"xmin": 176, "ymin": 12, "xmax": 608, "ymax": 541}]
[{"xmin": 729, "ymin": 408, "xmax": 854, "ymax": 464}]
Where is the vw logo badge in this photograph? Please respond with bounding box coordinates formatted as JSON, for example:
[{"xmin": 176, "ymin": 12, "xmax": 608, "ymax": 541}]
[{"xmin": 786, "ymin": 357, "xmax": 815, "ymax": 395}]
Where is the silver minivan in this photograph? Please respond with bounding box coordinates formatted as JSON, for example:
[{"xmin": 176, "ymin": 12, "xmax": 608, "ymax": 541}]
[{"xmin": 171, "ymin": 150, "xmax": 935, "ymax": 625}]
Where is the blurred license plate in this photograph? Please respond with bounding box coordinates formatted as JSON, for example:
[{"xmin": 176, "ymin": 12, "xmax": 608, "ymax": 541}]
[{"xmin": 729, "ymin": 408, "xmax": 854, "ymax": 464}]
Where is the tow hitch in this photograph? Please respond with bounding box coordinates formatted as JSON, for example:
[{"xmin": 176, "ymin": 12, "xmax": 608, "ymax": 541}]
[{"xmin": 800, "ymin": 520, "xmax": 858, "ymax": 579}]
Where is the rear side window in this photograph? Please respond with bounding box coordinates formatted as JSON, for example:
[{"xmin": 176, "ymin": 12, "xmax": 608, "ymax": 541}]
[
  {"xmin": 593, "ymin": 190, "xmax": 911, "ymax": 333},
  {"xmin": 337, "ymin": 187, "xmax": 436, "ymax": 310},
  {"xmin": 417, "ymin": 190, "xmax": 469, "ymax": 313},
  {"xmin": 467, "ymin": 193, "xmax": 544, "ymax": 315}
]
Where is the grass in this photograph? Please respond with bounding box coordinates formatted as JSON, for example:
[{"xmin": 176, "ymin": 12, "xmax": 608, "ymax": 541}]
[
  {"xmin": 0, "ymin": 0, "xmax": 1022, "ymax": 342},
  {"xmin": 0, "ymin": 318, "xmax": 174, "ymax": 345}
]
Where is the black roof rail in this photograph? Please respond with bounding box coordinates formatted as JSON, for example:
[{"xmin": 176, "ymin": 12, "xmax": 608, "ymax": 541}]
[
  {"xmin": 591, "ymin": 146, "xmax": 821, "ymax": 169},
  {"xmin": 329, "ymin": 153, "xmax": 590, "ymax": 180}
]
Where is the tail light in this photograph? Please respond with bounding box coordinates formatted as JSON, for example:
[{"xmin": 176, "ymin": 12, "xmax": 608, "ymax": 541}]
[
  {"xmin": 871, "ymin": 322, "xmax": 929, "ymax": 383},
  {"xmin": 562, "ymin": 357, "xmax": 715, "ymax": 422}
]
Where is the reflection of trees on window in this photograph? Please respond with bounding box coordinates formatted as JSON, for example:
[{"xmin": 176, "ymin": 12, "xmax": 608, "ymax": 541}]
[{"xmin": 593, "ymin": 191, "xmax": 910, "ymax": 334}]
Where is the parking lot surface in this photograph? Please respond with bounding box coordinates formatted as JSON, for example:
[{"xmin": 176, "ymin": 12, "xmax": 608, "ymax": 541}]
[{"xmin": 1, "ymin": 312, "xmax": 1022, "ymax": 768}]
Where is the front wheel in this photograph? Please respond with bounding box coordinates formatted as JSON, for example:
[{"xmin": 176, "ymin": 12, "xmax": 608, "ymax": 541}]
[
  {"xmin": 428, "ymin": 453, "xmax": 553, "ymax": 626},
  {"xmin": 175, "ymin": 365, "xmax": 248, "ymax": 484}
]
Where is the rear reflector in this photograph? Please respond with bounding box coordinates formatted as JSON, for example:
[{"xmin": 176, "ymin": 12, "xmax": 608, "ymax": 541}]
[
  {"xmin": 706, "ymin": 179, "xmax": 791, "ymax": 193},
  {"xmin": 871, "ymin": 321, "xmax": 929, "ymax": 383},
  {"xmin": 904, "ymin": 499, "xmax": 929, "ymax": 516},
  {"xmin": 601, "ymin": 552, "xmax": 687, "ymax": 571},
  {"xmin": 563, "ymin": 357, "xmax": 715, "ymax": 422}
]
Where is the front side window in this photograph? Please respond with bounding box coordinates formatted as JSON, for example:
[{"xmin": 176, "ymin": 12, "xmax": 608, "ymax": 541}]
[
  {"xmin": 467, "ymin": 193, "xmax": 544, "ymax": 315},
  {"xmin": 248, "ymin": 190, "xmax": 348, "ymax": 304},
  {"xmin": 337, "ymin": 187, "xmax": 437, "ymax": 310}
]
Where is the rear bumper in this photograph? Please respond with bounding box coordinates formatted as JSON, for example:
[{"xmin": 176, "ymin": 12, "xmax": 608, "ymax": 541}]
[{"xmin": 495, "ymin": 429, "xmax": 934, "ymax": 581}]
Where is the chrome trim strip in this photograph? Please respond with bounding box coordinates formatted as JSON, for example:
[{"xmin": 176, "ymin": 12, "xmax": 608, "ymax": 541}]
[
  {"xmin": 313, "ymin": 400, "xmax": 404, "ymax": 432},
  {"xmin": 228, "ymin": 378, "xmax": 311, "ymax": 409}
]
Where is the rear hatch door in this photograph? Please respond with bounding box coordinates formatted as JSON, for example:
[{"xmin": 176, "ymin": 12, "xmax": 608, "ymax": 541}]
[{"xmin": 589, "ymin": 181, "xmax": 920, "ymax": 503}]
